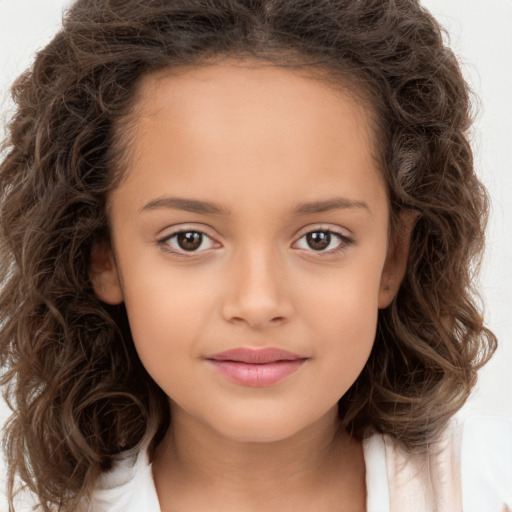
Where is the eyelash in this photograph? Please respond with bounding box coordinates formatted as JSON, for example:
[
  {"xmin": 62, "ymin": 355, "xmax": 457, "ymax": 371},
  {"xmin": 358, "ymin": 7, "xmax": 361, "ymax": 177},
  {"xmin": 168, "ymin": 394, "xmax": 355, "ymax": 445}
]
[
  {"xmin": 157, "ymin": 228, "xmax": 218, "ymax": 256},
  {"xmin": 156, "ymin": 227, "xmax": 354, "ymax": 256},
  {"xmin": 293, "ymin": 228, "xmax": 354, "ymax": 255}
]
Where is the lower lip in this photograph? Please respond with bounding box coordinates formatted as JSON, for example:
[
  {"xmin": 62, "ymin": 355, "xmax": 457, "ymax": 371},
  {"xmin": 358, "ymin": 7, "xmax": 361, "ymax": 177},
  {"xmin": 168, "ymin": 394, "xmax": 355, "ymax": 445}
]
[{"xmin": 207, "ymin": 359, "xmax": 306, "ymax": 387}]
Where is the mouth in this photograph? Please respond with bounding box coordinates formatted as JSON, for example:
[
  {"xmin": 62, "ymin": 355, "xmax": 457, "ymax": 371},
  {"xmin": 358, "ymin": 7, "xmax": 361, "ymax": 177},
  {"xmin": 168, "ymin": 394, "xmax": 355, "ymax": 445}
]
[{"xmin": 206, "ymin": 348, "xmax": 308, "ymax": 387}]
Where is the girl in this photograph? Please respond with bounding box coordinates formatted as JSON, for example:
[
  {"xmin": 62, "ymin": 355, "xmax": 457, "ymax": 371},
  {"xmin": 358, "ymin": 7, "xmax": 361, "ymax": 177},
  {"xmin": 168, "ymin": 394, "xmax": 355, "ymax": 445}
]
[{"xmin": 0, "ymin": 0, "xmax": 510, "ymax": 511}]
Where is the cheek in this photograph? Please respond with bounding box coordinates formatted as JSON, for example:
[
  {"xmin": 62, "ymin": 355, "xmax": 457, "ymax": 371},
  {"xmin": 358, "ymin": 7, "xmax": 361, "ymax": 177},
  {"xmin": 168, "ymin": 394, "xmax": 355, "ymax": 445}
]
[
  {"xmin": 301, "ymin": 253, "xmax": 383, "ymax": 332},
  {"xmin": 321, "ymin": 286, "xmax": 378, "ymax": 357},
  {"xmin": 312, "ymin": 303, "xmax": 378, "ymax": 405},
  {"xmin": 298, "ymin": 255, "xmax": 384, "ymax": 380},
  {"xmin": 119, "ymin": 263, "xmax": 217, "ymax": 377}
]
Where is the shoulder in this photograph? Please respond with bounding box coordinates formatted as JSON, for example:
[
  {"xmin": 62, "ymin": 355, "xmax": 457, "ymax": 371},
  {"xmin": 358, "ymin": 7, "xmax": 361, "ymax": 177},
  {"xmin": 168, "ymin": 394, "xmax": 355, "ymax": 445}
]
[
  {"xmin": 90, "ymin": 447, "xmax": 160, "ymax": 512},
  {"xmin": 364, "ymin": 414, "xmax": 512, "ymax": 512},
  {"xmin": 0, "ymin": 448, "xmax": 160, "ymax": 512}
]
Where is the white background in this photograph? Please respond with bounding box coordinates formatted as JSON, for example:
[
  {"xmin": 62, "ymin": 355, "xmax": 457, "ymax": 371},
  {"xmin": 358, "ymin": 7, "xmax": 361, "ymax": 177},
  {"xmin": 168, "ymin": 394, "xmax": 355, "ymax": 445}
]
[{"xmin": 1, "ymin": 0, "xmax": 511, "ymax": 507}]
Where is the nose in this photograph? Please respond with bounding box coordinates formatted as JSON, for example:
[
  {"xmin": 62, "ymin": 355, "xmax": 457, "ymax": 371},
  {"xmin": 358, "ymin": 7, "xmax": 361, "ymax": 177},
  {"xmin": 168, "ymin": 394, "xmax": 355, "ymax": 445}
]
[{"xmin": 221, "ymin": 247, "xmax": 295, "ymax": 329}]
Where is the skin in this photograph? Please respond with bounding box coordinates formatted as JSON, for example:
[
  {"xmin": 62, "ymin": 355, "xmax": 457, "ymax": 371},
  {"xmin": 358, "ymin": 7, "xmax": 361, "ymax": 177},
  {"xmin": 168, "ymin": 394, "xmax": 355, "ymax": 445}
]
[{"xmin": 90, "ymin": 58, "xmax": 413, "ymax": 511}]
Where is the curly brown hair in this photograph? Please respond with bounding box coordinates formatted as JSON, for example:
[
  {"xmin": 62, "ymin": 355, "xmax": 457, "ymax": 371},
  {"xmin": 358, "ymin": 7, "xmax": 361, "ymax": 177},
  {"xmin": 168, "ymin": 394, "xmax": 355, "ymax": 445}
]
[{"xmin": 0, "ymin": 0, "xmax": 497, "ymax": 510}]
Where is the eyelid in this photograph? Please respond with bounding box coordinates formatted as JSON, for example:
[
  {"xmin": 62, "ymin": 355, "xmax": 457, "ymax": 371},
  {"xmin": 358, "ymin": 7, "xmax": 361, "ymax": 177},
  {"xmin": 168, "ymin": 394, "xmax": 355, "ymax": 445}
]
[
  {"xmin": 156, "ymin": 224, "xmax": 222, "ymax": 255},
  {"xmin": 156, "ymin": 222, "xmax": 218, "ymax": 239},
  {"xmin": 293, "ymin": 223, "xmax": 353, "ymax": 241},
  {"xmin": 291, "ymin": 224, "xmax": 354, "ymax": 254}
]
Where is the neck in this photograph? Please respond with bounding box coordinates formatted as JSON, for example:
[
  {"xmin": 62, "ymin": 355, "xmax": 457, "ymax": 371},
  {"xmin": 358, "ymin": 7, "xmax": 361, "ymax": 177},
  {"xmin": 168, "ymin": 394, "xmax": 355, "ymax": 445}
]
[{"xmin": 152, "ymin": 405, "xmax": 366, "ymax": 511}]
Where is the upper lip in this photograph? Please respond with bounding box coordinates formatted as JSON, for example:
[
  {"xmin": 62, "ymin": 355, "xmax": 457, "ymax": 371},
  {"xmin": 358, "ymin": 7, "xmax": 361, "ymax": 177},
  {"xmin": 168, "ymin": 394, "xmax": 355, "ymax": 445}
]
[{"xmin": 207, "ymin": 348, "xmax": 306, "ymax": 364}]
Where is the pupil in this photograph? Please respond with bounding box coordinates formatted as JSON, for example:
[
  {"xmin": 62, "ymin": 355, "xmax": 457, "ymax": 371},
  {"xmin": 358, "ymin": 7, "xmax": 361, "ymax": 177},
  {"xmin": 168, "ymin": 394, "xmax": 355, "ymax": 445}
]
[
  {"xmin": 177, "ymin": 232, "xmax": 202, "ymax": 251},
  {"xmin": 306, "ymin": 231, "xmax": 330, "ymax": 250}
]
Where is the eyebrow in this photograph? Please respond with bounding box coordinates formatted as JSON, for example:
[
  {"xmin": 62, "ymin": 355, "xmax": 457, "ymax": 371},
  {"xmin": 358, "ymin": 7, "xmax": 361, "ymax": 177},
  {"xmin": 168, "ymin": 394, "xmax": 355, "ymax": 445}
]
[
  {"xmin": 141, "ymin": 196, "xmax": 230, "ymax": 215},
  {"xmin": 293, "ymin": 197, "xmax": 369, "ymax": 215},
  {"xmin": 140, "ymin": 196, "xmax": 369, "ymax": 216}
]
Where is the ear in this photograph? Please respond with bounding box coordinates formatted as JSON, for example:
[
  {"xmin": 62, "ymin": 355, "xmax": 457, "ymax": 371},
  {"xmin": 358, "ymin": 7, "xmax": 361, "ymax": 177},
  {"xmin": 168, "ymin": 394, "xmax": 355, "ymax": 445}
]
[
  {"xmin": 89, "ymin": 242, "xmax": 124, "ymax": 305},
  {"xmin": 378, "ymin": 209, "xmax": 418, "ymax": 309}
]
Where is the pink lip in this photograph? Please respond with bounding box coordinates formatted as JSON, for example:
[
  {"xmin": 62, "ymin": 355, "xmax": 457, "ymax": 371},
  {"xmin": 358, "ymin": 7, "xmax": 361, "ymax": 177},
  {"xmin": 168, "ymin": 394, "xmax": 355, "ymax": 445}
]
[{"xmin": 206, "ymin": 348, "xmax": 307, "ymax": 387}]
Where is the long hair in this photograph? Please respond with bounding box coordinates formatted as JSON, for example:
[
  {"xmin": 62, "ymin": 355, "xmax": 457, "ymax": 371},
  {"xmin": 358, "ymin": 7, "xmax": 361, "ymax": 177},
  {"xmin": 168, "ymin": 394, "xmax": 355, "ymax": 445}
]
[{"xmin": 0, "ymin": 0, "xmax": 496, "ymax": 509}]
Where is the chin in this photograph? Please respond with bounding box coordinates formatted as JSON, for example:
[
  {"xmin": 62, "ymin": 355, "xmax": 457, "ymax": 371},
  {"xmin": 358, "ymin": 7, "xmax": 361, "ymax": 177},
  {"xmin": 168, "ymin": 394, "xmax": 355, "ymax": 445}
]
[{"xmin": 209, "ymin": 408, "xmax": 333, "ymax": 445}]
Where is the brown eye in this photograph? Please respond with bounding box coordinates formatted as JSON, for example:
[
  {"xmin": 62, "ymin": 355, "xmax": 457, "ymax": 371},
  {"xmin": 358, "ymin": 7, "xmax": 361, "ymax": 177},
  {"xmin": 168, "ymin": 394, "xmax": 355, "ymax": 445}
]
[
  {"xmin": 176, "ymin": 231, "xmax": 203, "ymax": 251},
  {"xmin": 160, "ymin": 230, "xmax": 217, "ymax": 254},
  {"xmin": 305, "ymin": 231, "xmax": 331, "ymax": 251},
  {"xmin": 293, "ymin": 228, "xmax": 352, "ymax": 254}
]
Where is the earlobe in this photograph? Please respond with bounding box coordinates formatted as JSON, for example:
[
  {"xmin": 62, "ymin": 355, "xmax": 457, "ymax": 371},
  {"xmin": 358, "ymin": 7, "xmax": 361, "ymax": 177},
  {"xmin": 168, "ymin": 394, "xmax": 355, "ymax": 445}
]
[
  {"xmin": 89, "ymin": 242, "xmax": 124, "ymax": 305},
  {"xmin": 378, "ymin": 209, "xmax": 418, "ymax": 309}
]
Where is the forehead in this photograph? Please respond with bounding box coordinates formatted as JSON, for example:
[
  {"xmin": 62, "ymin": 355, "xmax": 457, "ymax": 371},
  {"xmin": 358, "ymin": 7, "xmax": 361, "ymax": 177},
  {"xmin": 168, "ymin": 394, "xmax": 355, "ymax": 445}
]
[
  {"xmin": 130, "ymin": 58, "xmax": 378, "ymax": 155},
  {"xmin": 114, "ymin": 59, "xmax": 386, "ymax": 217}
]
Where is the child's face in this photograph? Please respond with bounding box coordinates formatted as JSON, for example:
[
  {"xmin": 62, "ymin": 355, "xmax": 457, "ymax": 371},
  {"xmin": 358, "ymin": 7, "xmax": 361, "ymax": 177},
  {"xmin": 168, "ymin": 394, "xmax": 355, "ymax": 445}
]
[{"xmin": 91, "ymin": 59, "xmax": 409, "ymax": 443}]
